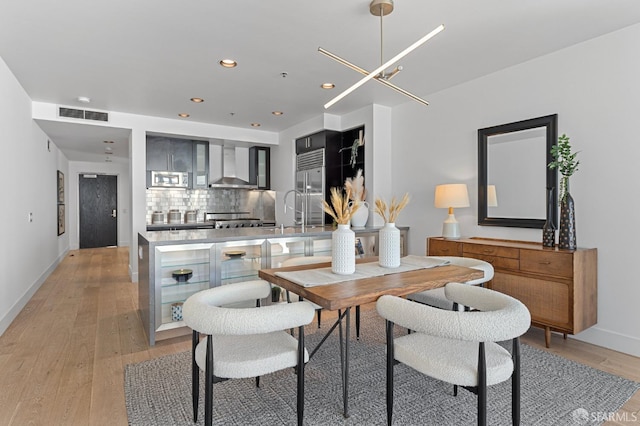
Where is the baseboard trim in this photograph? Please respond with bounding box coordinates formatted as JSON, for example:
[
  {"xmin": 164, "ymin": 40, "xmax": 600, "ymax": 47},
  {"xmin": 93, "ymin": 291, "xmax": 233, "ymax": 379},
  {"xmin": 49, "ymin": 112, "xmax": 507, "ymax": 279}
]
[
  {"xmin": 0, "ymin": 249, "xmax": 68, "ymax": 337},
  {"xmin": 572, "ymin": 326, "xmax": 640, "ymax": 358}
]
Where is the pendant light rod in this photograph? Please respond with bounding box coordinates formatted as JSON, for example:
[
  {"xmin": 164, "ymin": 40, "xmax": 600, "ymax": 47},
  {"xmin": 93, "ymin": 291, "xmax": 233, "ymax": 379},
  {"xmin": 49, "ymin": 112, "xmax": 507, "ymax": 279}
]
[
  {"xmin": 379, "ymin": 4, "xmax": 384, "ymax": 73},
  {"xmin": 318, "ymin": 48, "xmax": 428, "ymax": 105},
  {"xmin": 323, "ymin": 24, "xmax": 444, "ymax": 109}
]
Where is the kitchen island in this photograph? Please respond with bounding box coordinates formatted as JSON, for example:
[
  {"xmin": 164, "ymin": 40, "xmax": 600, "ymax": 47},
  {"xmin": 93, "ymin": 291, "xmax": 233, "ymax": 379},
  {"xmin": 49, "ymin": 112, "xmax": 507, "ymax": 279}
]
[{"xmin": 138, "ymin": 225, "xmax": 408, "ymax": 344}]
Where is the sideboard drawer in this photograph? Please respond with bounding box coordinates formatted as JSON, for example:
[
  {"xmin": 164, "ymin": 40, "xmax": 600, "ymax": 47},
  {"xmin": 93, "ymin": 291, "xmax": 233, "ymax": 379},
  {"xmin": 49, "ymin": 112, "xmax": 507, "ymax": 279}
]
[
  {"xmin": 428, "ymin": 239, "xmax": 462, "ymax": 256},
  {"xmin": 465, "ymin": 253, "xmax": 519, "ymax": 271},
  {"xmin": 463, "ymin": 243, "xmax": 519, "ymax": 259},
  {"xmin": 520, "ymin": 249, "xmax": 573, "ymax": 278}
]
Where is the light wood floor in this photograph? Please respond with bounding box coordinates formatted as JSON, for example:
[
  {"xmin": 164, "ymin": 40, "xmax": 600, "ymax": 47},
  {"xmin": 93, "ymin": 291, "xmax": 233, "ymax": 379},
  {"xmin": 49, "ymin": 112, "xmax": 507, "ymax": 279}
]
[{"xmin": 0, "ymin": 247, "xmax": 638, "ymax": 425}]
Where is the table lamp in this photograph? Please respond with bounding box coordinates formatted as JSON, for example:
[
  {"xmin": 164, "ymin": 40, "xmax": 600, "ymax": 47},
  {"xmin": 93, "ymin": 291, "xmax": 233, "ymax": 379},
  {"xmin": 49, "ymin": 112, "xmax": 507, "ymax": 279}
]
[{"xmin": 434, "ymin": 183, "xmax": 470, "ymax": 239}]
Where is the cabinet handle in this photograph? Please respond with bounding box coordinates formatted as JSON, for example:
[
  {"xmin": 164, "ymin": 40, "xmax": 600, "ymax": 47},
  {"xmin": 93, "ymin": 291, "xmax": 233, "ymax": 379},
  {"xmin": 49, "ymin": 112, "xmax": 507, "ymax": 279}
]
[{"xmin": 539, "ymin": 261, "xmax": 551, "ymax": 265}]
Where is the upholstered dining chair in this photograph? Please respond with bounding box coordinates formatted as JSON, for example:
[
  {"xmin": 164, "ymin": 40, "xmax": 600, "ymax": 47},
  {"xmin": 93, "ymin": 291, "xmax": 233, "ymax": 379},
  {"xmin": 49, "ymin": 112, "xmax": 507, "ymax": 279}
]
[
  {"xmin": 407, "ymin": 256, "xmax": 494, "ymax": 311},
  {"xmin": 183, "ymin": 280, "xmax": 316, "ymax": 426},
  {"xmin": 279, "ymin": 255, "xmax": 364, "ymax": 339},
  {"xmin": 377, "ymin": 282, "xmax": 531, "ymax": 426}
]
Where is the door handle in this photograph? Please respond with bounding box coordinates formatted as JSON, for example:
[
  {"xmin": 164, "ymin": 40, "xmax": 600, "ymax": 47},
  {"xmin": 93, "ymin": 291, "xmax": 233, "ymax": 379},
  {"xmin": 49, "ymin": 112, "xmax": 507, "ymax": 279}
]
[{"xmin": 111, "ymin": 209, "xmax": 117, "ymax": 218}]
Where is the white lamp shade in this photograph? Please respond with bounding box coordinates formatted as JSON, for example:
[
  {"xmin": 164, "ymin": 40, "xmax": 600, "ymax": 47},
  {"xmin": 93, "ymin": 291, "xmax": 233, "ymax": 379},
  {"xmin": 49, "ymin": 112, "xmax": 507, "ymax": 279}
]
[
  {"xmin": 434, "ymin": 184, "xmax": 470, "ymax": 208},
  {"xmin": 487, "ymin": 185, "xmax": 498, "ymax": 207}
]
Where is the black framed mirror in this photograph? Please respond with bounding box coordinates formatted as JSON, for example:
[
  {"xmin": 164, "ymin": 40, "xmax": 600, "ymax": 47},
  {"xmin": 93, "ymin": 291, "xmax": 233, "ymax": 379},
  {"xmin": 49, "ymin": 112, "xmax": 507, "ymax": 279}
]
[{"xmin": 478, "ymin": 114, "xmax": 558, "ymax": 229}]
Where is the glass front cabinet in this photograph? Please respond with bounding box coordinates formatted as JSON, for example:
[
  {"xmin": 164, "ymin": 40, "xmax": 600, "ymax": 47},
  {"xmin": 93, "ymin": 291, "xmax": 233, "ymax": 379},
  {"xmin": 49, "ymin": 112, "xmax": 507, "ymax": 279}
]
[{"xmin": 139, "ymin": 229, "xmax": 407, "ymax": 344}]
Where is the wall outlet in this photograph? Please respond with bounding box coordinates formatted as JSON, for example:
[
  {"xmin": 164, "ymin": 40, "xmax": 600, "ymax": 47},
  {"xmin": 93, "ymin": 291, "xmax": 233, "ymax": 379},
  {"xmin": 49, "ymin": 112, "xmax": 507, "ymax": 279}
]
[{"xmin": 28, "ymin": 212, "xmax": 33, "ymax": 222}]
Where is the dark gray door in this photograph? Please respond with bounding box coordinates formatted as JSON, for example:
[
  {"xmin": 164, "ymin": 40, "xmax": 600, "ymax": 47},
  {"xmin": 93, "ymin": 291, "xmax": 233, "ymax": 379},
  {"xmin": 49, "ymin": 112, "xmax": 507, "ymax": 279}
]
[{"xmin": 79, "ymin": 174, "xmax": 117, "ymax": 248}]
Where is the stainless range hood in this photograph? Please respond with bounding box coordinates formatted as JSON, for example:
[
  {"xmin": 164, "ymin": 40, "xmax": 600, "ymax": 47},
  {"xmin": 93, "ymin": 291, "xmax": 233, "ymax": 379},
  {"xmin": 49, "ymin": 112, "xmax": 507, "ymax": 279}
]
[{"xmin": 210, "ymin": 146, "xmax": 258, "ymax": 189}]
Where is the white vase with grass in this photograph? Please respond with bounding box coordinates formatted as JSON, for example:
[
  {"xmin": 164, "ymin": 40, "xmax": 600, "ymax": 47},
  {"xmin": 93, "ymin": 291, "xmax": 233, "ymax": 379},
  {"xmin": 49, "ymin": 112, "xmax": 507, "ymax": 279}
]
[
  {"xmin": 323, "ymin": 187, "xmax": 359, "ymax": 275},
  {"xmin": 374, "ymin": 193, "xmax": 410, "ymax": 269},
  {"xmin": 379, "ymin": 222, "xmax": 400, "ymax": 268},
  {"xmin": 332, "ymin": 224, "xmax": 355, "ymax": 275}
]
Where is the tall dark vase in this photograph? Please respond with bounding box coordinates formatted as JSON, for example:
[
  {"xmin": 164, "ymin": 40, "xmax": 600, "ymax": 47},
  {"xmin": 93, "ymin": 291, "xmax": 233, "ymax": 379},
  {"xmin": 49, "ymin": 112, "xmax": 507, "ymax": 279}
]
[
  {"xmin": 558, "ymin": 186, "xmax": 576, "ymax": 250},
  {"xmin": 542, "ymin": 187, "xmax": 556, "ymax": 248}
]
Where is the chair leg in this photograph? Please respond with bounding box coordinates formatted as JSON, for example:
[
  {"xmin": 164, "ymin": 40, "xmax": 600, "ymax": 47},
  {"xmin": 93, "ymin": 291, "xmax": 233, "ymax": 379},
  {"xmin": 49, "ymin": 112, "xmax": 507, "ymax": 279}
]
[
  {"xmin": 356, "ymin": 305, "xmax": 361, "ymax": 340},
  {"xmin": 205, "ymin": 336, "xmax": 214, "ymax": 426},
  {"xmin": 192, "ymin": 331, "xmax": 199, "ymax": 422},
  {"xmin": 512, "ymin": 337, "xmax": 521, "ymax": 426},
  {"xmin": 297, "ymin": 325, "xmax": 306, "ymax": 426},
  {"xmin": 385, "ymin": 320, "xmax": 395, "ymax": 426},
  {"xmin": 477, "ymin": 342, "xmax": 487, "ymax": 426},
  {"xmin": 286, "ymin": 290, "xmax": 294, "ymax": 335},
  {"xmin": 255, "ymin": 376, "xmax": 260, "ymax": 388},
  {"xmin": 317, "ymin": 309, "xmax": 321, "ymax": 328}
]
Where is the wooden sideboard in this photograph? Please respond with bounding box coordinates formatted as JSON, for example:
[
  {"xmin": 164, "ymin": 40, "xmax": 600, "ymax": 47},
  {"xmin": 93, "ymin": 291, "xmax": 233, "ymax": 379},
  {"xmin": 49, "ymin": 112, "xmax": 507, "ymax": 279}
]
[{"xmin": 427, "ymin": 237, "xmax": 597, "ymax": 347}]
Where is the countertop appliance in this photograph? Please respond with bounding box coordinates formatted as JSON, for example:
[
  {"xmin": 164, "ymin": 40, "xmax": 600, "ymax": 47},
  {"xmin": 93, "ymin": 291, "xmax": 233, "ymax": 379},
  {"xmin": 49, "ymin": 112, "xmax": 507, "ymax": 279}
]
[
  {"xmin": 168, "ymin": 209, "xmax": 181, "ymax": 224},
  {"xmin": 151, "ymin": 211, "xmax": 165, "ymax": 224},
  {"xmin": 203, "ymin": 212, "xmax": 264, "ymax": 228},
  {"xmin": 295, "ymin": 149, "xmax": 325, "ymax": 226},
  {"xmin": 184, "ymin": 210, "xmax": 197, "ymax": 223}
]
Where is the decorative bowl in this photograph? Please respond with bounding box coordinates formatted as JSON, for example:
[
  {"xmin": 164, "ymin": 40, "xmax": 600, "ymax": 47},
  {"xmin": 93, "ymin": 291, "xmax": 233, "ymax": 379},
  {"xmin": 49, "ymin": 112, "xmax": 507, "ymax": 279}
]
[{"xmin": 171, "ymin": 268, "xmax": 193, "ymax": 282}]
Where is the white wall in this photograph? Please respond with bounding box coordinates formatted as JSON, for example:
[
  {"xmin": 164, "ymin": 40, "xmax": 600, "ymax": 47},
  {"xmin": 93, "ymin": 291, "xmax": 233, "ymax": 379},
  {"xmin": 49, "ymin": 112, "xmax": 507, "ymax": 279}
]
[
  {"xmin": 68, "ymin": 161, "xmax": 131, "ymax": 249},
  {"xmin": 392, "ymin": 24, "xmax": 640, "ymax": 356},
  {"xmin": 0, "ymin": 57, "xmax": 69, "ymax": 335}
]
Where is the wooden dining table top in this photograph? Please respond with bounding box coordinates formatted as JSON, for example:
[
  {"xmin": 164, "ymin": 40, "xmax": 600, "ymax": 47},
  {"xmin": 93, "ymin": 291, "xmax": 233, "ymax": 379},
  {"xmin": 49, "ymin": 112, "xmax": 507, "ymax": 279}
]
[{"xmin": 258, "ymin": 257, "xmax": 484, "ymax": 311}]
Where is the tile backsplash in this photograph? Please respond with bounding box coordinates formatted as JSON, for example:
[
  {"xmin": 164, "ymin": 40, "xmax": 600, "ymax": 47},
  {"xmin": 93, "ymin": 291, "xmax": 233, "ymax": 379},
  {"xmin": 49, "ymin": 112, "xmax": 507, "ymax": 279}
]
[{"xmin": 146, "ymin": 189, "xmax": 275, "ymax": 223}]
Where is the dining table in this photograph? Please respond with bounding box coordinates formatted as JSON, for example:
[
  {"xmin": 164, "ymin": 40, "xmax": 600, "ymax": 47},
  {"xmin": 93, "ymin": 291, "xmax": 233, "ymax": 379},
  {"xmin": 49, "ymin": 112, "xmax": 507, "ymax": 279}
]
[{"xmin": 258, "ymin": 255, "xmax": 484, "ymax": 418}]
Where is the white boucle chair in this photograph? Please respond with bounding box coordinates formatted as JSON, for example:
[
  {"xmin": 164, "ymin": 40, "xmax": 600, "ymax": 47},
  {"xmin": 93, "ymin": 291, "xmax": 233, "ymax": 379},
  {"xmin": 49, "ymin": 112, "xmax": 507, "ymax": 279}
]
[
  {"xmin": 377, "ymin": 282, "xmax": 531, "ymax": 426},
  {"xmin": 183, "ymin": 280, "xmax": 315, "ymax": 426},
  {"xmin": 407, "ymin": 256, "xmax": 494, "ymax": 311}
]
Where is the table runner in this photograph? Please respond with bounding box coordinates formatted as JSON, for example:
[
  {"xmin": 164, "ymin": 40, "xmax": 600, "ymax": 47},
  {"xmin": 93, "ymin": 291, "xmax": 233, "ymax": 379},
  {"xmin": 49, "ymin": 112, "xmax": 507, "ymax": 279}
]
[{"xmin": 275, "ymin": 255, "xmax": 450, "ymax": 287}]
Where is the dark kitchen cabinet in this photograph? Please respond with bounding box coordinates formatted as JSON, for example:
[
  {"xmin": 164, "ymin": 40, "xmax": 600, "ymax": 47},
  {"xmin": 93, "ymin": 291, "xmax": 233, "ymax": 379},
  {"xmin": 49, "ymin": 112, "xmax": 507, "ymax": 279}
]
[
  {"xmin": 192, "ymin": 141, "xmax": 209, "ymax": 189},
  {"xmin": 295, "ymin": 130, "xmax": 341, "ymax": 158},
  {"xmin": 249, "ymin": 146, "xmax": 270, "ymax": 189},
  {"xmin": 146, "ymin": 137, "xmax": 193, "ymax": 173}
]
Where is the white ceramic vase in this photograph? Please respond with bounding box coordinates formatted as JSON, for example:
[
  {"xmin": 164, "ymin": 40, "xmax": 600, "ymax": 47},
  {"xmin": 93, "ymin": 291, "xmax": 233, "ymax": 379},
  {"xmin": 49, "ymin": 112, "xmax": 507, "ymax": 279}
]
[
  {"xmin": 350, "ymin": 201, "xmax": 369, "ymax": 228},
  {"xmin": 379, "ymin": 222, "xmax": 400, "ymax": 268},
  {"xmin": 332, "ymin": 224, "xmax": 355, "ymax": 275}
]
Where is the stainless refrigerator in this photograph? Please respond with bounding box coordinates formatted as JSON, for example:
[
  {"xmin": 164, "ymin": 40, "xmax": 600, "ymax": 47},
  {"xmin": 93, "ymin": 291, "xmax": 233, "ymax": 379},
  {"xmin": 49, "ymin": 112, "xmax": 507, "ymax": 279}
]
[{"xmin": 295, "ymin": 149, "xmax": 325, "ymax": 226}]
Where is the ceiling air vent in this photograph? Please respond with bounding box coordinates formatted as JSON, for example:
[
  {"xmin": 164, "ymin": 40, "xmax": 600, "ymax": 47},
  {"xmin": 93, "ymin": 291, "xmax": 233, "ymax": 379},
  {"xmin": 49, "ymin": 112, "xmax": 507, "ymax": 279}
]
[
  {"xmin": 84, "ymin": 110, "xmax": 109, "ymax": 122},
  {"xmin": 58, "ymin": 107, "xmax": 109, "ymax": 122},
  {"xmin": 59, "ymin": 107, "xmax": 84, "ymax": 119}
]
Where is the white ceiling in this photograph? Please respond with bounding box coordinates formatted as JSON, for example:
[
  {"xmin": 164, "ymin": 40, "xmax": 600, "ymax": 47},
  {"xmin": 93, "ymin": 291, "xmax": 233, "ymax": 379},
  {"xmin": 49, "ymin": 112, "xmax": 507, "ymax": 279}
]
[{"xmin": 2, "ymin": 0, "xmax": 640, "ymax": 162}]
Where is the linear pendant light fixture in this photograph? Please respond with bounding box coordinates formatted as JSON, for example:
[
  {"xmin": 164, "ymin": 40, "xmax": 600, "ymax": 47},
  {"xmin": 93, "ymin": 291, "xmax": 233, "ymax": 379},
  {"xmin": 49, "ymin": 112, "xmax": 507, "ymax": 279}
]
[{"xmin": 319, "ymin": 0, "xmax": 444, "ymax": 109}]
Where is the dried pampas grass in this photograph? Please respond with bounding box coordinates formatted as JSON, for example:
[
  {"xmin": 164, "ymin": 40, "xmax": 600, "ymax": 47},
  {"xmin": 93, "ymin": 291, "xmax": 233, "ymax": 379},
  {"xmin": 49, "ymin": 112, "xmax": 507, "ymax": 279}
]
[
  {"xmin": 344, "ymin": 169, "xmax": 366, "ymax": 202},
  {"xmin": 323, "ymin": 187, "xmax": 359, "ymax": 225},
  {"xmin": 374, "ymin": 193, "xmax": 410, "ymax": 223}
]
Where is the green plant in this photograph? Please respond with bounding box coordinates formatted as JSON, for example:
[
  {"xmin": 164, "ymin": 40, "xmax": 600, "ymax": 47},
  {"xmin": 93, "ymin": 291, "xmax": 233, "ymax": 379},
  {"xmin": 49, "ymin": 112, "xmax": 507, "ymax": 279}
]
[{"xmin": 548, "ymin": 134, "xmax": 580, "ymax": 203}]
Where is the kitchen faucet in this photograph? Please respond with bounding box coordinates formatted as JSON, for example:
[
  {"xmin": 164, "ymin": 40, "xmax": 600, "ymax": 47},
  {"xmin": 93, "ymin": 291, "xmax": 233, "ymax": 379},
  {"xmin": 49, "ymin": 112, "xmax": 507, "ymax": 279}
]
[{"xmin": 283, "ymin": 189, "xmax": 305, "ymax": 232}]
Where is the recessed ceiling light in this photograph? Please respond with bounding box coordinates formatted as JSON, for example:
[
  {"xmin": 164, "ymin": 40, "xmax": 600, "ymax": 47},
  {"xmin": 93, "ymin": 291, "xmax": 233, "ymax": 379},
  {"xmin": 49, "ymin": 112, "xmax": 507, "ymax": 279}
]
[
  {"xmin": 178, "ymin": 113, "xmax": 190, "ymax": 118},
  {"xmin": 272, "ymin": 111, "xmax": 283, "ymax": 116},
  {"xmin": 77, "ymin": 96, "xmax": 91, "ymax": 103},
  {"xmin": 321, "ymin": 83, "xmax": 335, "ymax": 89},
  {"xmin": 220, "ymin": 59, "xmax": 237, "ymax": 68},
  {"xmin": 103, "ymin": 140, "xmax": 114, "ymax": 144},
  {"xmin": 190, "ymin": 97, "xmax": 204, "ymax": 103},
  {"xmin": 251, "ymin": 123, "xmax": 261, "ymax": 127}
]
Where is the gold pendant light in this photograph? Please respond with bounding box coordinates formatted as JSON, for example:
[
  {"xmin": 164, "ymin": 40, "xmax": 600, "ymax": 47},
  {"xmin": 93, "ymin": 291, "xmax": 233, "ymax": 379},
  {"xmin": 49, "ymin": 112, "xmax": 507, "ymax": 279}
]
[{"xmin": 319, "ymin": 0, "xmax": 444, "ymax": 109}]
